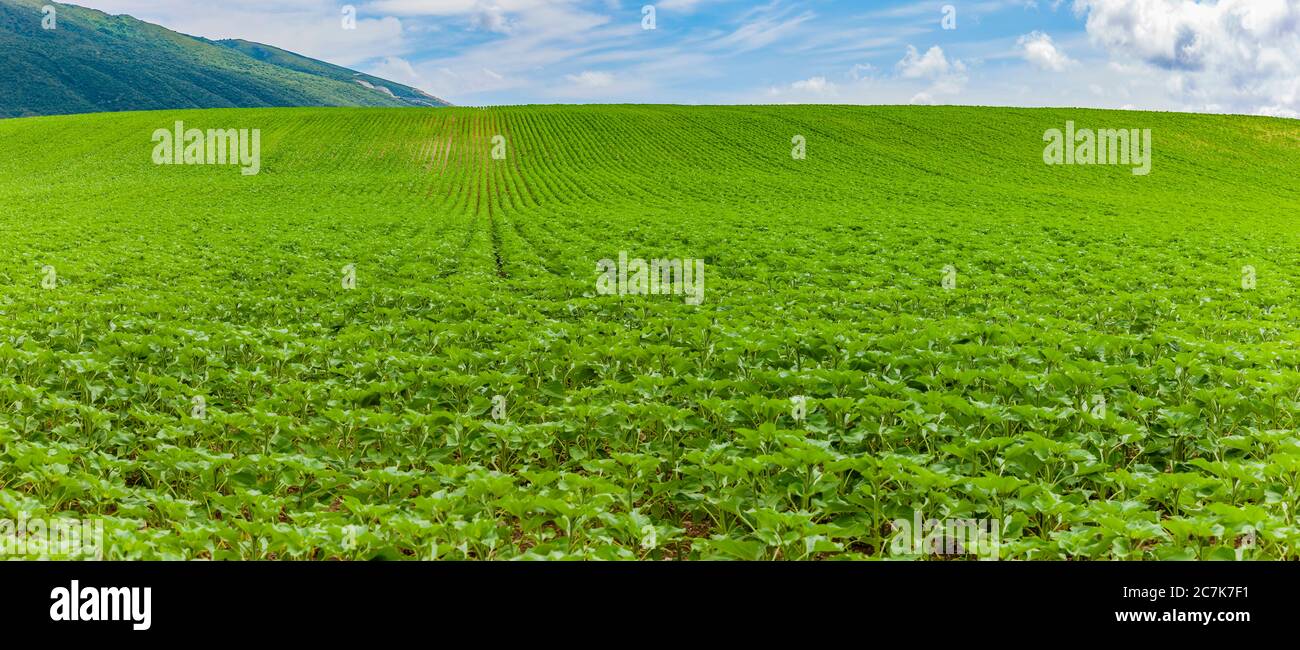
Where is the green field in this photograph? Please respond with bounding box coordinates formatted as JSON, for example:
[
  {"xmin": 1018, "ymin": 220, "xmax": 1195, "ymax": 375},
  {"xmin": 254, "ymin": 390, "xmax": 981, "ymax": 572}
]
[{"xmin": 2, "ymin": 105, "xmax": 1299, "ymax": 560}]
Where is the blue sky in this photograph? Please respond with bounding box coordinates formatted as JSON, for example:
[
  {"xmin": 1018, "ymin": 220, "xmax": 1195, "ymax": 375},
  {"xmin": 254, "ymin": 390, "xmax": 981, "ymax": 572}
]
[{"xmin": 69, "ymin": 1, "xmax": 1300, "ymax": 117}]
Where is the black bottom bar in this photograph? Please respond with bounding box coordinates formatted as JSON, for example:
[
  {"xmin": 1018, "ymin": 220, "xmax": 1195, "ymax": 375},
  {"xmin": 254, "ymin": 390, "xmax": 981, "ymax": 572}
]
[{"xmin": 3, "ymin": 561, "xmax": 1288, "ymax": 637}]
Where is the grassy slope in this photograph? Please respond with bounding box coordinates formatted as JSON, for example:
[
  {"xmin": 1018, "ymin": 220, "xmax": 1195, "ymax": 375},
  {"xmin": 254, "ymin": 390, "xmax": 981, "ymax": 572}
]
[
  {"xmin": 0, "ymin": 0, "xmax": 447, "ymax": 118},
  {"xmin": 0, "ymin": 106, "xmax": 1298, "ymax": 560}
]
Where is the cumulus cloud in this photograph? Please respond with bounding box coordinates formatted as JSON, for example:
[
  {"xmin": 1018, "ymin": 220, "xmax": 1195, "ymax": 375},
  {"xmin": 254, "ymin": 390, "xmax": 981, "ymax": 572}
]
[
  {"xmin": 895, "ymin": 45, "xmax": 967, "ymax": 103},
  {"xmin": 1018, "ymin": 31, "xmax": 1075, "ymax": 71},
  {"xmin": 896, "ymin": 45, "xmax": 957, "ymax": 79},
  {"xmin": 1074, "ymin": 0, "xmax": 1300, "ymax": 116}
]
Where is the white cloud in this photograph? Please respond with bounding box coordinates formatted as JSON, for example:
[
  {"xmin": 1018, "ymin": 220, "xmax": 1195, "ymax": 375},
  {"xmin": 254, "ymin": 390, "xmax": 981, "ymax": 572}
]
[
  {"xmin": 895, "ymin": 45, "xmax": 968, "ymax": 103},
  {"xmin": 1074, "ymin": 0, "xmax": 1300, "ymax": 116},
  {"xmin": 792, "ymin": 76, "xmax": 833, "ymax": 93},
  {"xmin": 849, "ymin": 63, "xmax": 876, "ymax": 81},
  {"xmin": 365, "ymin": 56, "xmax": 425, "ymax": 87},
  {"xmin": 1018, "ymin": 31, "xmax": 1075, "ymax": 71},
  {"xmin": 766, "ymin": 75, "xmax": 839, "ymax": 102},
  {"xmin": 551, "ymin": 68, "xmax": 655, "ymax": 100},
  {"xmin": 565, "ymin": 70, "xmax": 614, "ymax": 88},
  {"xmin": 896, "ymin": 45, "xmax": 957, "ymax": 79},
  {"xmin": 394, "ymin": 1, "xmax": 629, "ymax": 101},
  {"xmin": 470, "ymin": 5, "xmax": 513, "ymax": 33}
]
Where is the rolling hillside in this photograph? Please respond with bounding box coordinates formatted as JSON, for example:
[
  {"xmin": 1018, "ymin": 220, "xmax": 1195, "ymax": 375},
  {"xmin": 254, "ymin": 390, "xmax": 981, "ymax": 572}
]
[
  {"xmin": 0, "ymin": 106, "xmax": 1298, "ymax": 559},
  {"xmin": 0, "ymin": 0, "xmax": 450, "ymax": 118}
]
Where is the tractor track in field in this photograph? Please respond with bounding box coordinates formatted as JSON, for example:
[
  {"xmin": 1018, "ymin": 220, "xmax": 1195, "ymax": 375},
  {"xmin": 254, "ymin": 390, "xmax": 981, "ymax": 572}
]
[
  {"xmin": 418, "ymin": 107, "xmax": 667, "ymax": 282},
  {"xmin": 422, "ymin": 113, "xmax": 480, "ymax": 281},
  {"xmin": 497, "ymin": 112, "xmax": 566, "ymax": 279},
  {"xmin": 477, "ymin": 110, "xmax": 508, "ymax": 279}
]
